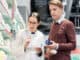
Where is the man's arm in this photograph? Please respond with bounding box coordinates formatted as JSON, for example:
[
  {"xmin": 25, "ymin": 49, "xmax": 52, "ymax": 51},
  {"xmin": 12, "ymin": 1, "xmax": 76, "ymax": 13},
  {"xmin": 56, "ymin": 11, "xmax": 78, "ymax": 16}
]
[{"xmin": 58, "ymin": 22, "xmax": 76, "ymax": 51}]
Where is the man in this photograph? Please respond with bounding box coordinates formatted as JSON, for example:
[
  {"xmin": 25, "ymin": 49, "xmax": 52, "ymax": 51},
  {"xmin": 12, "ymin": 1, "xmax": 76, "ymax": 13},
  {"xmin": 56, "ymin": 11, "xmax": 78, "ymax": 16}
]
[{"xmin": 45, "ymin": 0, "xmax": 76, "ymax": 60}]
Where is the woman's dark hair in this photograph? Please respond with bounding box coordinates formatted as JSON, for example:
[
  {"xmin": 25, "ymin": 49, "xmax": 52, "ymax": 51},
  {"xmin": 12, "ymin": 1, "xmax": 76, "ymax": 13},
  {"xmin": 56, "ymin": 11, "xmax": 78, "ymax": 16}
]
[{"xmin": 29, "ymin": 12, "xmax": 40, "ymax": 23}]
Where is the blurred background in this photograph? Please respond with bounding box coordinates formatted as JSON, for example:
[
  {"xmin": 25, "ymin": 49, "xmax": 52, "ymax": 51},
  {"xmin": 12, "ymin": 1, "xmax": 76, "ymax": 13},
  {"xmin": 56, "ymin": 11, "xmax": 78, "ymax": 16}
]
[{"xmin": 0, "ymin": 0, "xmax": 80, "ymax": 60}]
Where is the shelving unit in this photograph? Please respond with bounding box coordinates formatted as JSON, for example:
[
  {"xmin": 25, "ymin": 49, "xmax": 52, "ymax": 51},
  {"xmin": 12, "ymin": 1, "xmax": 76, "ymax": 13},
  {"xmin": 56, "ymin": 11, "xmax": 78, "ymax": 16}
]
[{"xmin": 69, "ymin": 0, "xmax": 80, "ymax": 34}]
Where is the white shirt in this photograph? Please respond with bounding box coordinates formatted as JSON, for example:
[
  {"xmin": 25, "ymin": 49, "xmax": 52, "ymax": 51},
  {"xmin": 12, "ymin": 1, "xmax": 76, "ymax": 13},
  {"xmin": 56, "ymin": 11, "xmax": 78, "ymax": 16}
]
[
  {"xmin": 12, "ymin": 29, "xmax": 44, "ymax": 60},
  {"xmin": 53, "ymin": 11, "xmax": 65, "ymax": 24}
]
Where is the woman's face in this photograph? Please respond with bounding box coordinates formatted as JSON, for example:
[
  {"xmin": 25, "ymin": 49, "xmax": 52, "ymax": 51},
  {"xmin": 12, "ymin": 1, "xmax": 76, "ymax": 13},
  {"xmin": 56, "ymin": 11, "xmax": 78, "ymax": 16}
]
[
  {"xmin": 28, "ymin": 16, "xmax": 39, "ymax": 32},
  {"xmin": 49, "ymin": 4, "xmax": 63, "ymax": 20}
]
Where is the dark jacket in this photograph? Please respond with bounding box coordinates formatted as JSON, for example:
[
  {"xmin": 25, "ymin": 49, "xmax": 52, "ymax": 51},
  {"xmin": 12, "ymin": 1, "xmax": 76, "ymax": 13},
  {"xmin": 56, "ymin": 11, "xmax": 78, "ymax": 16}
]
[{"xmin": 48, "ymin": 19, "xmax": 76, "ymax": 60}]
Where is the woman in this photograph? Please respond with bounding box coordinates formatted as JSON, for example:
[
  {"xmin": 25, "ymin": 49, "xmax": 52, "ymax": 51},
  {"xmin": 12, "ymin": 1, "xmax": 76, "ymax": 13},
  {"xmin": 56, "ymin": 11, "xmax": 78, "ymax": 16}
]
[
  {"xmin": 14, "ymin": 12, "xmax": 44, "ymax": 60},
  {"xmin": 45, "ymin": 0, "xmax": 76, "ymax": 60}
]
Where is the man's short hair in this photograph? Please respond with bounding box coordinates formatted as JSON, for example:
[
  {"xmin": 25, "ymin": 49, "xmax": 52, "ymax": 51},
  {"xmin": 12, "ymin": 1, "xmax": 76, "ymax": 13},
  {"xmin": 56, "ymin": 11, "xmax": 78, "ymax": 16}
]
[{"xmin": 49, "ymin": 0, "xmax": 63, "ymax": 8}]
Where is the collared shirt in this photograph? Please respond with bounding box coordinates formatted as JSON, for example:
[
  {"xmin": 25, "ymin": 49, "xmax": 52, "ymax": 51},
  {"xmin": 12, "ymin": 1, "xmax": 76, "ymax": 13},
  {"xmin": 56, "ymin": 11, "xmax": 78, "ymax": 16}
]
[{"xmin": 53, "ymin": 12, "xmax": 65, "ymax": 24}]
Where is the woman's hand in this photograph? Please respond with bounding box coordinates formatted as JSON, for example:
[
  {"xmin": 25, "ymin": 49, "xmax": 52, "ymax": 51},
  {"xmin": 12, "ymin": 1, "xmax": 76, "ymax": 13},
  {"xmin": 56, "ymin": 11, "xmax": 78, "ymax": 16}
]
[
  {"xmin": 45, "ymin": 48, "xmax": 52, "ymax": 58},
  {"xmin": 24, "ymin": 37, "xmax": 31, "ymax": 48},
  {"xmin": 35, "ymin": 48, "xmax": 42, "ymax": 57},
  {"xmin": 35, "ymin": 48, "xmax": 42, "ymax": 53}
]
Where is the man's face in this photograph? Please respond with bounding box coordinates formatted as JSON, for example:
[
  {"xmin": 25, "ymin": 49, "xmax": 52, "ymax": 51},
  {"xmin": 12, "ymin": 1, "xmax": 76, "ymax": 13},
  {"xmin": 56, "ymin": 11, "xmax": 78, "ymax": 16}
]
[
  {"xmin": 28, "ymin": 17, "xmax": 39, "ymax": 32},
  {"xmin": 49, "ymin": 4, "xmax": 63, "ymax": 20}
]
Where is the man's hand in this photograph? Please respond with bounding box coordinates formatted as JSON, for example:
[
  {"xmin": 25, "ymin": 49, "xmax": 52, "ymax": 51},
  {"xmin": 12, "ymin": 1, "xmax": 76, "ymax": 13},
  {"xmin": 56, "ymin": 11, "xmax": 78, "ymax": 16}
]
[{"xmin": 45, "ymin": 41, "xmax": 58, "ymax": 49}]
